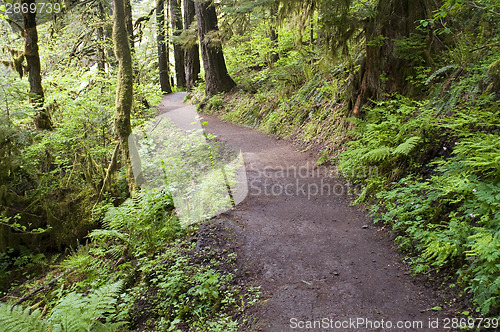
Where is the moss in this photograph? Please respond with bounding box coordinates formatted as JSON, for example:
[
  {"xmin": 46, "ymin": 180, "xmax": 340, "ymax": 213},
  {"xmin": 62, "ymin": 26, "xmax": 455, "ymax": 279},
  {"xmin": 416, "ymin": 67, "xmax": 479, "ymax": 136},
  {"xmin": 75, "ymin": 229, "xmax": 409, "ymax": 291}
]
[{"xmin": 112, "ymin": 0, "xmax": 135, "ymax": 193}]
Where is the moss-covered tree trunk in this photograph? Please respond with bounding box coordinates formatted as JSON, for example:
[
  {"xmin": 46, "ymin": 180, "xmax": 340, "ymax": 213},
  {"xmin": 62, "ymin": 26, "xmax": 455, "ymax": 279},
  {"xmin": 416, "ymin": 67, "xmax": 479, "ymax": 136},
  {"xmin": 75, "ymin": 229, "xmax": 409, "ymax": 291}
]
[
  {"xmin": 194, "ymin": 0, "xmax": 235, "ymax": 98},
  {"xmin": 353, "ymin": 0, "xmax": 434, "ymax": 116},
  {"xmin": 22, "ymin": 0, "xmax": 52, "ymax": 130},
  {"xmin": 125, "ymin": 0, "xmax": 135, "ymax": 54},
  {"xmin": 170, "ymin": 0, "xmax": 186, "ymax": 88},
  {"xmin": 113, "ymin": 0, "xmax": 135, "ymax": 192},
  {"xmin": 269, "ymin": 1, "xmax": 279, "ymax": 64},
  {"xmin": 183, "ymin": 0, "xmax": 200, "ymax": 91},
  {"xmin": 157, "ymin": 0, "xmax": 172, "ymax": 94}
]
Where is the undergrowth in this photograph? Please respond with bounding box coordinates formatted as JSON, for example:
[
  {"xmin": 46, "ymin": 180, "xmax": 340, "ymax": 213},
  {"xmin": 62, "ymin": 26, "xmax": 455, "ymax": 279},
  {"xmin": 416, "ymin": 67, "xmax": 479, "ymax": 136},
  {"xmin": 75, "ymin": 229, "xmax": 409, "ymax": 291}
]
[
  {"xmin": 339, "ymin": 55, "xmax": 500, "ymax": 316},
  {"xmin": 1, "ymin": 189, "xmax": 257, "ymax": 331}
]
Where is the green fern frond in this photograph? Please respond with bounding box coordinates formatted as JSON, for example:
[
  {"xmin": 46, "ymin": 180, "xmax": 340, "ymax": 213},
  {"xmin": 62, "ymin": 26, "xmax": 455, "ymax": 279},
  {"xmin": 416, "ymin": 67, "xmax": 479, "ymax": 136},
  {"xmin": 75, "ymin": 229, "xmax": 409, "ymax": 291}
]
[
  {"xmin": 49, "ymin": 280, "xmax": 125, "ymax": 332},
  {"xmin": 454, "ymin": 134, "xmax": 500, "ymax": 177},
  {"xmin": 106, "ymin": 246, "xmax": 125, "ymax": 260},
  {"xmin": 59, "ymin": 250, "xmax": 92, "ymax": 270},
  {"xmin": 86, "ymin": 280, "xmax": 124, "ymax": 320},
  {"xmin": 392, "ymin": 136, "xmax": 421, "ymax": 156},
  {"xmin": 49, "ymin": 293, "xmax": 88, "ymax": 332},
  {"xmin": 102, "ymin": 205, "xmax": 131, "ymax": 230},
  {"xmin": 423, "ymin": 237, "xmax": 458, "ymax": 266},
  {"xmin": 425, "ymin": 64, "xmax": 457, "ymax": 85},
  {"xmin": 362, "ymin": 146, "xmax": 391, "ymax": 163},
  {"xmin": 88, "ymin": 229, "xmax": 130, "ymax": 244},
  {"xmin": 0, "ymin": 303, "xmax": 47, "ymax": 332}
]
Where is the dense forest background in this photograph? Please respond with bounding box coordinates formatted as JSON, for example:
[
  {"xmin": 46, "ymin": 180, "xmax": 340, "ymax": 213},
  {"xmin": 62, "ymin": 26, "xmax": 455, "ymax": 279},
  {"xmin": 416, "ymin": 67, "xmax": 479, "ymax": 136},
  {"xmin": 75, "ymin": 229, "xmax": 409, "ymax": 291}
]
[{"xmin": 0, "ymin": 0, "xmax": 499, "ymax": 330}]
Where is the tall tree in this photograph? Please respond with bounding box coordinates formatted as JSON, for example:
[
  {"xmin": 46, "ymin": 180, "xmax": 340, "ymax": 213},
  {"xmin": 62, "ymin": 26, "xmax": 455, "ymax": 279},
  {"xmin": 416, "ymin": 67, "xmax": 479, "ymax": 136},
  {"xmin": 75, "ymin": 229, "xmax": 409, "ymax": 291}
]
[
  {"xmin": 194, "ymin": 0, "xmax": 236, "ymax": 97},
  {"xmin": 269, "ymin": 0, "xmax": 279, "ymax": 64},
  {"xmin": 170, "ymin": 0, "xmax": 186, "ymax": 88},
  {"xmin": 157, "ymin": 0, "xmax": 172, "ymax": 94},
  {"xmin": 353, "ymin": 0, "xmax": 434, "ymax": 115},
  {"xmin": 22, "ymin": 0, "xmax": 52, "ymax": 130},
  {"xmin": 183, "ymin": 0, "xmax": 200, "ymax": 90},
  {"xmin": 125, "ymin": 0, "xmax": 135, "ymax": 54},
  {"xmin": 113, "ymin": 0, "xmax": 135, "ymax": 191},
  {"xmin": 96, "ymin": 1, "xmax": 108, "ymax": 72}
]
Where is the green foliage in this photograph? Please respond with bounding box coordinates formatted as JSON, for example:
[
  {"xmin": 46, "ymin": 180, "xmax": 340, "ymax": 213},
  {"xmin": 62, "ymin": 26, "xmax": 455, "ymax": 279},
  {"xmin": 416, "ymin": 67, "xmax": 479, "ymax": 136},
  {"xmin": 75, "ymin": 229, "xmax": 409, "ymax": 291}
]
[
  {"xmin": 49, "ymin": 281, "xmax": 126, "ymax": 331},
  {"xmin": 337, "ymin": 37, "xmax": 500, "ymax": 314},
  {"xmin": 345, "ymin": 97, "xmax": 499, "ymax": 314},
  {"xmin": 1, "ymin": 0, "xmax": 257, "ymax": 330},
  {"xmin": 1, "ymin": 0, "xmax": 499, "ymax": 324},
  {"xmin": 225, "ymin": 17, "xmax": 276, "ymax": 71},
  {"xmin": 205, "ymin": 93, "xmax": 225, "ymax": 114},
  {"xmin": 0, "ymin": 302, "xmax": 48, "ymax": 332},
  {"xmin": 372, "ymin": 145, "xmax": 500, "ymax": 314},
  {"xmin": 89, "ymin": 189, "xmax": 182, "ymax": 257},
  {"xmin": 50, "ymin": 187, "xmax": 250, "ymax": 331},
  {"xmin": 425, "ymin": 64, "xmax": 457, "ymax": 85},
  {"xmin": 0, "ymin": 281, "xmax": 125, "ymax": 332},
  {"xmin": 393, "ymin": 33, "xmax": 427, "ymax": 63},
  {"xmin": 0, "ymin": 0, "xmax": 164, "ymax": 261},
  {"xmin": 339, "ymin": 96, "xmax": 440, "ymax": 198},
  {"xmin": 135, "ymin": 243, "xmax": 245, "ymax": 331},
  {"xmin": 453, "ymin": 133, "xmax": 500, "ymax": 177},
  {"xmin": 392, "ymin": 136, "xmax": 422, "ymax": 156}
]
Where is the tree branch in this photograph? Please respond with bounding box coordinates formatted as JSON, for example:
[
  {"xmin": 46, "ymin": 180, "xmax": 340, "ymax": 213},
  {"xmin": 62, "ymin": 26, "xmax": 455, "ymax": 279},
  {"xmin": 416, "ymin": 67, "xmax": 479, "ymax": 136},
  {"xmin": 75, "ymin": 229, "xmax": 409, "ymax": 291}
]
[
  {"xmin": 97, "ymin": 143, "xmax": 121, "ymax": 200},
  {"xmin": 471, "ymin": 42, "xmax": 500, "ymax": 52},
  {"xmin": 133, "ymin": 7, "xmax": 156, "ymax": 29},
  {"xmin": 5, "ymin": 18, "xmax": 24, "ymax": 34},
  {"xmin": 10, "ymin": 273, "xmax": 65, "ymax": 310}
]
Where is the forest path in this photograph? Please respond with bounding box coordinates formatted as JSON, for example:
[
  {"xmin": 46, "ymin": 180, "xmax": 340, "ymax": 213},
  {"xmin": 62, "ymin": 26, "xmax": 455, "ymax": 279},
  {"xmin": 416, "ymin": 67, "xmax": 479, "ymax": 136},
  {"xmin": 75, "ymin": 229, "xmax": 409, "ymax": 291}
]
[{"xmin": 159, "ymin": 93, "xmax": 451, "ymax": 331}]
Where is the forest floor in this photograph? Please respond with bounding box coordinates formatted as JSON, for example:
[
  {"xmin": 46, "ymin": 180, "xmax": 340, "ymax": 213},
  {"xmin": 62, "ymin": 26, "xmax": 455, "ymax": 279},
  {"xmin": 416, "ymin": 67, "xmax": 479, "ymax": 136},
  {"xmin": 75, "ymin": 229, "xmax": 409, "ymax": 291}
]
[{"xmin": 159, "ymin": 93, "xmax": 456, "ymax": 331}]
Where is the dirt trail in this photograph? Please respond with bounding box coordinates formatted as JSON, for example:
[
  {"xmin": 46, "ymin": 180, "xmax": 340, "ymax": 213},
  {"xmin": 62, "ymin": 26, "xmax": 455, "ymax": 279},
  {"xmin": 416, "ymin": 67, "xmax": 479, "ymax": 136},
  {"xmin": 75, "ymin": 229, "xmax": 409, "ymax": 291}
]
[{"xmin": 160, "ymin": 93, "xmax": 452, "ymax": 332}]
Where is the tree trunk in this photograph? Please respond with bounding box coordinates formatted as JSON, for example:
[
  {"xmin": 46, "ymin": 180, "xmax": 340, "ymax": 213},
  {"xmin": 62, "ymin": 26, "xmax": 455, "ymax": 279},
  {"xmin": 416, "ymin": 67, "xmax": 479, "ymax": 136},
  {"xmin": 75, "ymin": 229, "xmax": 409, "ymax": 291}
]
[
  {"xmin": 125, "ymin": 0, "xmax": 135, "ymax": 54},
  {"xmin": 170, "ymin": 0, "xmax": 186, "ymax": 88},
  {"xmin": 22, "ymin": 0, "xmax": 52, "ymax": 130},
  {"xmin": 183, "ymin": 0, "xmax": 200, "ymax": 91},
  {"xmin": 157, "ymin": 0, "xmax": 172, "ymax": 94},
  {"xmin": 353, "ymin": 0, "xmax": 433, "ymax": 116},
  {"xmin": 97, "ymin": 1, "xmax": 107, "ymax": 72},
  {"xmin": 194, "ymin": 0, "xmax": 235, "ymax": 98},
  {"xmin": 269, "ymin": 1, "xmax": 279, "ymax": 64},
  {"xmin": 113, "ymin": 0, "xmax": 136, "ymax": 192}
]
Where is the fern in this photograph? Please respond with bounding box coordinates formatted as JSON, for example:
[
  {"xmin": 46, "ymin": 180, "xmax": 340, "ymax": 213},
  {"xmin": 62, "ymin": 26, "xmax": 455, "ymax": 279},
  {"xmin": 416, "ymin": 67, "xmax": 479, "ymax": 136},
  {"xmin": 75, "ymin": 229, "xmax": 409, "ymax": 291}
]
[
  {"xmin": 0, "ymin": 303, "xmax": 47, "ymax": 332},
  {"xmin": 88, "ymin": 229, "xmax": 129, "ymax": 244},
  {"xmin": 425, "ymin": 64, "xmax": 457, "ymax": 85},
  {"xmin": 85, "ymin": 281, "xmax": 124, "ymax": 323},
  {"xmin": 49, "ymin": 280, "xmax": 125, "ymax": 332},
  {"xmin": 422, "ymin": 235, "xmax": 459, "ymax": 266},
  {"xmin": 454, "ymin": 133, "xmax": 500, "ymax": 177},
  {"xmin": 362, "ymin": 146, "xmax": 391, "ymax": 163},
  {"xmin": 91, "ymin": 189, "xmax": 179, "ymax": 255},
  {"xmin": 0, "ymin": 281, "xmax": 125, "ymax": 332},
  {"xmin": 392, "ymin": 136, "xmax": 421, "ymax": 155},
  {"xmin": 59, "ymin": 245, "xmax": 93, "ymax": 270}
]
